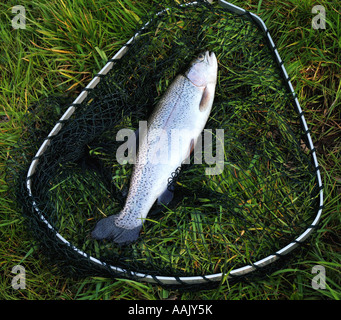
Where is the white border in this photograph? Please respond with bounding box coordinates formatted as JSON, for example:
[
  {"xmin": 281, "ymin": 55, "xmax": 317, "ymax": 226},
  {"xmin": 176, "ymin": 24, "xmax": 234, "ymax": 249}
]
[{"xmin": 26, "ymin": 1, "xmax": 323, "ymax": 285}]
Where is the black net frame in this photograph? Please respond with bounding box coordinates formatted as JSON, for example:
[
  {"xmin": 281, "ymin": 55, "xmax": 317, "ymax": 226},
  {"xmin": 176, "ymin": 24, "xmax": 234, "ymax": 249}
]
[{"xmin": 8, "ymin": 0, "xmax": 324, "ymax": 287}]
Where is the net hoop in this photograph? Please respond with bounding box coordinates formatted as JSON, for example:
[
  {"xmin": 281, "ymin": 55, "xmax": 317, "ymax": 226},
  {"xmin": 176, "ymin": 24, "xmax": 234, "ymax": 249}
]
[{"xmin": 25, "ymin": 0, "xmax": 323, "ymax": 285}]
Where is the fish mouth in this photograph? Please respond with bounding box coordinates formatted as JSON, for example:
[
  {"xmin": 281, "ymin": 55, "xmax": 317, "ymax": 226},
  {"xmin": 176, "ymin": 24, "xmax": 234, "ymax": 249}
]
[
  {"xmin": 205, "ymin": 51, "xmax": 217, "ymax": 66},
  {"xmin": 184, "ymin": 51, "xmax": 217, "ymax": 87}
]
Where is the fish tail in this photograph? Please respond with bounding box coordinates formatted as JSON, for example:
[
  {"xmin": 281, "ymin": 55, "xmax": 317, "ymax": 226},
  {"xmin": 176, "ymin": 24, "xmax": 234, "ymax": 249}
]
[{"xmin": 91, "ymin": 214, "xmax": 142, "ymax": 244}]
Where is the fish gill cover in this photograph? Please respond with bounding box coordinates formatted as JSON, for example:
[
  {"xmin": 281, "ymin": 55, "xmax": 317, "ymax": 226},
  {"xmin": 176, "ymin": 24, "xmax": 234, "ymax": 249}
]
[{"xmin": 8, "ymin": 0, "xmax": 321, "ymax": 288}]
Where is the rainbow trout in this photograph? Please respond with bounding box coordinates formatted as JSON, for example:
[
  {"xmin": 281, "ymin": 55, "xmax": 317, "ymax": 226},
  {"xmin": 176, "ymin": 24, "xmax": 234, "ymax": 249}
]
[{"xmin": 92, "ymin": 51, "xmax": 218, "ymax": 244}]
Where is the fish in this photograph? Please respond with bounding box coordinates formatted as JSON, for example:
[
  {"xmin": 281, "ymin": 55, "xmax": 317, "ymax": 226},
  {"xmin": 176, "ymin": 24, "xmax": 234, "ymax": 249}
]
[{"xmin": 91, "ymin": 51, "xmax": 218, "ymax": 244}]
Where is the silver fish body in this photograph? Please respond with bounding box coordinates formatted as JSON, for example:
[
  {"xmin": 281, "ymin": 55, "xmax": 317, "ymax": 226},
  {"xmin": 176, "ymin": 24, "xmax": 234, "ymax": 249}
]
[{"xmin": 92, "ymin": 51, "xmax": 218, "ymax": 244}]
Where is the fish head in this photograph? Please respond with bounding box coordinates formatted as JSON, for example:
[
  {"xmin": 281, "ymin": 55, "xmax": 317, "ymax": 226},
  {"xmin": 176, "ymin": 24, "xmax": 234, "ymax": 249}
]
[{"xmin": 185, "ymin": 51, "xmax": 218, "ymax": 88}]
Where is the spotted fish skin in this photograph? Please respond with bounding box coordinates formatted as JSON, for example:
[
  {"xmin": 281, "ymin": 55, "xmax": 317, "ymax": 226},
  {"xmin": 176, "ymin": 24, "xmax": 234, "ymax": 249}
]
[{"xmin": 92, "ymin": 51, "xmax": 218, "ymax": 244}]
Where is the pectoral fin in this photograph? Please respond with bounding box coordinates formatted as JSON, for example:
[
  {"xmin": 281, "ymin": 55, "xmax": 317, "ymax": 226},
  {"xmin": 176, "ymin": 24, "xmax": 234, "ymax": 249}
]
[{"xmin": 199, "ymin": 84, "xmax": 215, "ymax": 112}]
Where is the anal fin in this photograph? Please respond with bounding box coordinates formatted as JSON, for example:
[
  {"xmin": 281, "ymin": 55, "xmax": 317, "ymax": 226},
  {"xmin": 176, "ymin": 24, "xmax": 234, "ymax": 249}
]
[{"xmin": 157, "ymin": 182, "xmax": 175, "ymax": 205}]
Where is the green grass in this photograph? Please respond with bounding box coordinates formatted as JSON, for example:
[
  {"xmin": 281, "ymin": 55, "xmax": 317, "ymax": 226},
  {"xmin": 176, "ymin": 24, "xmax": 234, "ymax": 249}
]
[{"xmin": 1, "ymin": 0, "xmax": 340, "ymax": 300}]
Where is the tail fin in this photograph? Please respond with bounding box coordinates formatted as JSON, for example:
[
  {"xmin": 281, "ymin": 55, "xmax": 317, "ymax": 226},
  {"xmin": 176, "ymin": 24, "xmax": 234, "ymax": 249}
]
[{"xmin": 91, "ymin": 215, "xmax": 141, "ymax": 244}]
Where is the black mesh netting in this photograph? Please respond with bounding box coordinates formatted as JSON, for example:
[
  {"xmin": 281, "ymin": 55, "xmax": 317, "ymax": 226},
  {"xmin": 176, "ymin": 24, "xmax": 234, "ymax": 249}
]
[{"xmin": 8, "ymin": 1, "xmax": 321, "ymax": 287}]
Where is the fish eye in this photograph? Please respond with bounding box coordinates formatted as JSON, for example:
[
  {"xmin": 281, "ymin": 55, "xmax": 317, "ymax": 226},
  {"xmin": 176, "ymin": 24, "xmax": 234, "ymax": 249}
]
[{"xmin": 197, "ymin": 53, "xmax": 205, "ymax": 61}]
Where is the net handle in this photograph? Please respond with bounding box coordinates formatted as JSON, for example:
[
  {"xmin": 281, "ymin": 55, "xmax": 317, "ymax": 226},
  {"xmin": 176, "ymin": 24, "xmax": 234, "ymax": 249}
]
[{"xmin": 25, "ymin": 0, "xmax": 323, "ymax": 285}]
